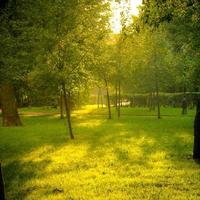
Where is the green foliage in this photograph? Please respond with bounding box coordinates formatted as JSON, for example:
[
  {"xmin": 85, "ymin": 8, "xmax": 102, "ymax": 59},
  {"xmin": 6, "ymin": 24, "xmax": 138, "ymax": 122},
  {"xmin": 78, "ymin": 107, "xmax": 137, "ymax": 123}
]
[
  {"xmin": 110, "ymin": 92, "xmax": 200, "ymax": 108},
  {"xmin": 0, "ymin": 0, "xmax": 111, "ymax": 101},
  {"xmin": 115, "ymin": 25, "xmax": 177, "ymax": 94},
  {"xmin": 39, "ymin": 0, "xmax": 110, "ymax": 93},
  {"xmin": 140, "ymin": 0, "xmax": 200, "ymax": 91}
]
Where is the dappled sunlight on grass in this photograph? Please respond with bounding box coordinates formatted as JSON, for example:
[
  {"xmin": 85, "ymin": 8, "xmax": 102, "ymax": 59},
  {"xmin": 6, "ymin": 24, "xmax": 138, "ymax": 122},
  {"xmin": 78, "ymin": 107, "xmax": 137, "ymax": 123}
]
[
  {"xmin": 149, "ymin": 151, "xmax": 167, "ymax": 161},
  {"xmin": 174, "ymin": 131, "xmax": 193, "ymax": 144},
  {"xmin": 21, "ymin": 145, "xmax": 53, "ymax": 163},
  {"xmin": 72, "ymin": 105, "xmax": 98, "ymax": 115},
  {"xmin": 48, "ymin": 114, "xmax": 61, "ymax": 119},
  {"xmin": 77, "ymin": 119, "xmax": 104, "ymax": 128},
  {"xmin": 0, "ymin": 106, "xmax": 200, "ymax": 199}
]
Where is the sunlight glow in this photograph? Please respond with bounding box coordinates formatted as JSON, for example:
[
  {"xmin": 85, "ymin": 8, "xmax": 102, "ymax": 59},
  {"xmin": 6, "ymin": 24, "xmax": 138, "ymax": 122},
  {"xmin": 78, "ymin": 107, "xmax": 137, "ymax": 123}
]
[{"xmin": 110, "ymin": 0, "xmax": 142, "ymax": 34}]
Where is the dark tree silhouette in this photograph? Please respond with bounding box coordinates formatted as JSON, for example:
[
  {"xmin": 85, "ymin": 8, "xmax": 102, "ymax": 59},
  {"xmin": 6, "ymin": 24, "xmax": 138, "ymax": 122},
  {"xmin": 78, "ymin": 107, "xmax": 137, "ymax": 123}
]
[
  {"xmin": 0, "ymin": 163, "xmax": 5, "ymax": 200},
  {"xmin": 62, "ymin": 83, "xmax": 74, "ymax": 139},
  {"xmin": 0, "ymin": 83, "xmax": 22, "ymax": 126},
  {"xmin": 193, "ymin": 99, "xmax": 200, "ymax": 160},
  {"xmin": 182, "ymin": 96, "xmax": 187, "ymax": 115},
  {"xmin": 0, "ymin": 0, "xmax": 8, "ymax": 9}
]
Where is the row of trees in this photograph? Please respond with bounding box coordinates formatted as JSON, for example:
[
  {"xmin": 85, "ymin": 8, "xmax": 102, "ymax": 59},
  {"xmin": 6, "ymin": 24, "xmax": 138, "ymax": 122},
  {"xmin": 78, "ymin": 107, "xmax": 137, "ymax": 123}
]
[
  {"xmin": 137, "ymin": 0, "xmax": 200, "ymax": 159},
  {"xmin": 91, "ymin": 0, "xmax": 200, "ymax": 159},
  {"xmin": 88, "ymin": 0, "xmax": 200, "ymax": 122},
  {"xmin": 0, "ymin": 1, "xmax": 200, "ymax": 158},
  {"xmin": 0, "ymin": 0, "xmax": 111, "ymax": 138}
]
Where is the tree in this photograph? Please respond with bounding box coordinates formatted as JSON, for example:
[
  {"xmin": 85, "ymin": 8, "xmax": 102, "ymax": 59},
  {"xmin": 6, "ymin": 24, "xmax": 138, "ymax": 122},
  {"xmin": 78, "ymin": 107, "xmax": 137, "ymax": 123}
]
[
  {"xmin": 93, "ymin": 42, "xmax": 116, "ymax": 120},
  {"xmin": 193, "ymin": 99, "xmax": 200, "ymax": 160},
  {"xmin": 114, "ymin": 4, "xmax": 132, "ymax": 118},
  {"xmin": 0, "ymin": 163, "xmax": 5, "ymax": 200},
  {"xmin": 0, "ymin": 84, "xmax": 22, "ymax": 126},
  {"xmin": 0, "ymin": 0, "xmax": 58, "ymax": 126},
  {"xmin": 43, "ymin": 0, "xmax": 111, "ymax": 138},
  {"xmin": 141, "ymin": 0, "xmax": 200, "ymax": 91},
  {"xmin": 0, "ymin": 0, "xmax": 25, "ymax": 126},
  {"xmin": 141, "ymin": 0, "xmax": 200, "ymax": 159},
  {"xmin": 118, "ymin": 22, "xmax": 176, "ymax": 118},
  {"xmin": 0, "ymin": 0, "xmax": 110, "ymax": 130}
]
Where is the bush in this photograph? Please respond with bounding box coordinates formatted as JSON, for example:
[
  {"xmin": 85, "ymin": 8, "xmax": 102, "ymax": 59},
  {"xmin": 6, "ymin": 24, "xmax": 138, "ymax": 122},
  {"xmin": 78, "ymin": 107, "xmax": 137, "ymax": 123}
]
[{"xmin": 110, "ymin": 92, "xmax": 200, "ymax": 108}]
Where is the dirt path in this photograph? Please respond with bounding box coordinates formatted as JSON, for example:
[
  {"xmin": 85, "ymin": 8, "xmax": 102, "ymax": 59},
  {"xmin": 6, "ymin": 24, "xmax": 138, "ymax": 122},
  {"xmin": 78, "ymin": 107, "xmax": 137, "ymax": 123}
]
[{"xmin": 20, "ymin": 112, "xmax": 59, "ymax": 117}]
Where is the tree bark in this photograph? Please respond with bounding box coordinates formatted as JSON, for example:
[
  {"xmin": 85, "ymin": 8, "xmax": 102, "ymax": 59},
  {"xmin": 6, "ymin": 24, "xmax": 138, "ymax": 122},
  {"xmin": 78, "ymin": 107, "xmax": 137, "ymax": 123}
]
[
  {"xmin": 100, "ymin": 89, "xmax": 103, "ymax": 108},
  {"xmin": 182, "ymin": 85, "xmax": 187, "ymax": 114},
  {"xmin": 152, "ymin": 92, "xmax": 156, "ymax": 111},
  {"xmin": 155, "ymin": 77, "xmax": 161, "ymax": 119},
  {"xmin": 77, "ymin": 91, "xmax": 81, "ymax": 109},
  {"xmin": 115, "ymin": 83, "xmax": 118, "ymax": 110},
  {"xmin": 97, "ymin": 88, "xmax": 100, "ymax": 108},
  {"xmin": 105, "ymin": 79, "xmax": 111, "ymax": 119},
  {"xmin": 0, "ymin": 83, "xmax": 22, "ymax": 126},
  {"xmin": 60, "ymin": 90, "xmax": 64, "ymax": 119},
  {"xmin": 0, "ymin": 163, "xmax": 5, "ymax": 200},
  {"xmin": 181, "ymin": 97, "xmax": 187, "ymax": 115},
  {"xmin": 118, "ymin": 80, "xmax": 121, "ymax": 118},
  {"xmin": 193, "ymin": 99, "xmax": 200, "ymax": 160},
  {"xmin": 62, "ymin": 83, "xmax": 74, "ymax": 139},
  {"xmin": 149, "ymin": 92, "xmax": 152, "ymax": 111}
]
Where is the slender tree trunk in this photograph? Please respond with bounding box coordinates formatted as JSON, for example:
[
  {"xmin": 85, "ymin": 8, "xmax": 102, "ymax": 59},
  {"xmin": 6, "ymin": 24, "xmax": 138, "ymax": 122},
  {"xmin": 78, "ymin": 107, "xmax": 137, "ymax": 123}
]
[
  {"xmin": 152, "ymin": 92, "xmax": 156, "ymax": 110},
  {"xmin": 60, "ymin": 90, "xmax": 64, "ymax": 119},
  {"xmin": 0, "ymin": 163, "xmax": 5, "ymax": 200},
  {"xmin": 97, "ymin": 88, "xmax": 100, "ymax": 108},
  {"xmin": 118, "ymin": 80, "xmax": 121, "ymax": 118},
  {"xmin": 77, "ymin": 91, "xmax": 81, "ymax": 108},
  {"xmin": 0, "ymin": 83, "xmax": 22, "ymax": 126},
  {"xmin": 105, "ymin": 79, "xmax": 111, "ymax": 119},
  {"xmin": 100, "ymin": 89, "xmax": 103, "ymax": 108},
  {"xmin": 130, "ymin": 96, "xmax": 133, "ymax": 107},
  {"xmin": 182, "ymin": 86, "xmax": 187, "ymax": 115},
  {"xmin": 181, "ymin": 97, "xmax": 187, "ymax": 115},
  {"xmin": 115, "ymin": 83, "xmax": 118, "ymax": 110},
  {"xmin": 149, "ymin": 92, "xmax": 152, "ymax": 111},
  {"xmin": 155, "ymin": 77, "xmax": 161, "ymax": 119},
  {"xmin": 193, "ymin": 99, "xmax": 200, "ymax": 160},
  {"xmin": 62, "ymin": 83, "xmax": 74, "ymax": 139}
]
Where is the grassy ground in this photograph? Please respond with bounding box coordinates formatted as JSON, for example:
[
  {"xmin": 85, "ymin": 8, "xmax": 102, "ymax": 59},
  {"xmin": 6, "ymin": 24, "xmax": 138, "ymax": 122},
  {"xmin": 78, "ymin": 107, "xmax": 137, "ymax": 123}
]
[{"xmin": 0, "ymin": 106, "xmax": 199, "ymax": 200}]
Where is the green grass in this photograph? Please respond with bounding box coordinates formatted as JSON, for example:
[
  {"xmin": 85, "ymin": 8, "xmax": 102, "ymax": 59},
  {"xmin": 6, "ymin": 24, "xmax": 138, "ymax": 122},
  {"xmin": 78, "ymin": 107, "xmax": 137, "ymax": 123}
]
[
  {"xmin": 90, "ymin": 106, "xmax": 196, "ymax": 116},
  {"xmin": 0, "ymin": 106, "xmax": 200, "ymax": 200}
]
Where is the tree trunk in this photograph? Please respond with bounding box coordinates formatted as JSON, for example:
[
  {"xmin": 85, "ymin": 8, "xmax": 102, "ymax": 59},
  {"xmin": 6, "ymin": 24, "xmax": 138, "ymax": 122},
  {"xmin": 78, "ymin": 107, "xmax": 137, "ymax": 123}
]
[
  {"xmin": 149, "ymin": 92, "xmax": 153, "ymax": 111},
  {"xmin": 97, "ymin": 88, "xmax": 100, "ymax": 108},
  {"xmin": 181, "ymin": 97, "xmax": 187, "ymax": 115},
  {"xmin": 182, "ymin": 86, "xmax": 187, "ymax": 115},
  {"xmin": 60, "ymin": 90, "xmax": 64, "ymax": 119},
  {"xmin": 193, "ymin": 99, "xmax": 200, "ymax": 160},
  {"xmin": 100, "ymin": 89, "xmax": 103, "ymax": 108},
  {"xmin": 115, "ymin": 83, "xmax": 118, "ymax": 110},
  {"xmin": 0, "ymin": 163, "xmax": 5, "ymax": 200},
  {"xmin": 152, "ymin": 92, "xmax": 156, "ymax": 111},
  {"xmin": 155, "ymin": 78, "xmax": 161, "ymax": 119},
  {"xmin": 0, "ymin": 83, "xmax": 22, "ymax": 126},
  {"xmin": 118, "ymin": 80, "xmax": 121, "ymax": 118},
  {"xmin": 130, "ymin": 96, "xmax": 133, "ymax": 107},
  {"xmin": 77, "ymin": 91, "xmax": 81, "ymax": 109},
  {"xmin": 105, "ymin": 79, "xmax": 111, "ymax": 119},
  {"xmin": 62, "ymin": 83, "xmax": 74, "ymax": 139}
]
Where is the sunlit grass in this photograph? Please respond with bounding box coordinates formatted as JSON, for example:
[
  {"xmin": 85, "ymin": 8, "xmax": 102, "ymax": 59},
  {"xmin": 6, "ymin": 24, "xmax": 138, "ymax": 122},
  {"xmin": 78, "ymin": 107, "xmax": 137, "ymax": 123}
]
[{"xmin": 0, "ymin": 106, "xmax": 200, "ymax": 200}]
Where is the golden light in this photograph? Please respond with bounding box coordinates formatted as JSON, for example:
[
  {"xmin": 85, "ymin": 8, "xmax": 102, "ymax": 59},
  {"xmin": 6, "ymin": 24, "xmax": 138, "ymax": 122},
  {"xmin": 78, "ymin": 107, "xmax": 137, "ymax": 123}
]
[{"xmin": 110, "ymin": 0, "xmax": 142, "ymax": 34}]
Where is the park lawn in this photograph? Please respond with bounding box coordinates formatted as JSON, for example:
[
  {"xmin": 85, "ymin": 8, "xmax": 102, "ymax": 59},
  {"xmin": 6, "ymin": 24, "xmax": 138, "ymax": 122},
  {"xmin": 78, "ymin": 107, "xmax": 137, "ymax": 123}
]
[
  {"xmin": 19, "ymin": 105, "xmax": 196, "ymax": 117},
  {"xmin": 0, "ymin": 106, "xmax": 200, "ymax": 200},
  {"xmin": 89, "ymin": 106, "xmax": 196, "ymax": 117}
]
